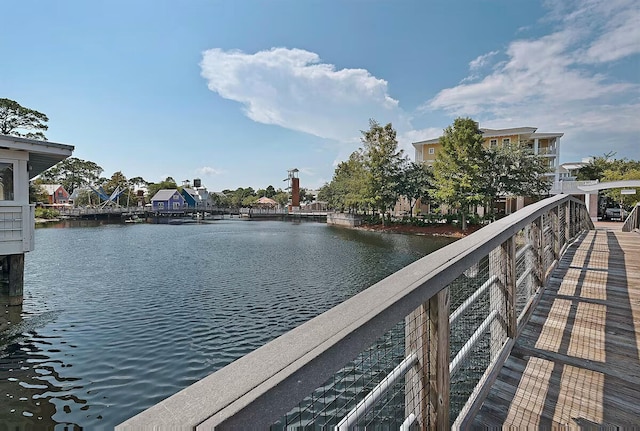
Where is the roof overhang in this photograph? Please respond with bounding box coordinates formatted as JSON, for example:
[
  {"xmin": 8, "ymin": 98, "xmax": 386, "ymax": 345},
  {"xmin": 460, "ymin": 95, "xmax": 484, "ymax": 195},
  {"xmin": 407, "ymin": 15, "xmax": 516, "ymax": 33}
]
[
  {"xmin": 0, "ymin": 134, "xmax": 74, "ymax": 179},
  {"xmin": 412, "ymin": 137, "xmax": 440, "ymax": 147},
  {"xmin": 578, "ymin": 180, "xmax": 640, "ymax": 192}
]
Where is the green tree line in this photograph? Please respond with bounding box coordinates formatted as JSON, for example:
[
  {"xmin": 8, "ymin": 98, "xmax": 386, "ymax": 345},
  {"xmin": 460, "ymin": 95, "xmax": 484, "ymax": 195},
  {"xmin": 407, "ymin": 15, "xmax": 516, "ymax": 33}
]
[
  {"xmin": 576, "ymin": 152, "xmax": 640, "ymax": 209},
  {"xmin": 319, "ymin": 117, "xmax": 552, "ymax": 229},
  {"xmin": 8, "ymin": 98, "xmax": 637, "ymax": 216}
]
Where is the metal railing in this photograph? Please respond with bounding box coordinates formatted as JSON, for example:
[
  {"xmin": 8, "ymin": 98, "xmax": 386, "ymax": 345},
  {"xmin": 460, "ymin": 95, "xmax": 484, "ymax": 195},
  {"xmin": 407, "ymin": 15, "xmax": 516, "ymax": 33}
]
[
  {"xmin": 116, "ymin": 194, "xmax": 593, "ymax": 431},
  {"xmin": 622, "ymin": 203, "xmax": 640, "ymax": 232},
  {"xmin": 58, "ymin": 206, "xmax": 145, "ymax": 216}
]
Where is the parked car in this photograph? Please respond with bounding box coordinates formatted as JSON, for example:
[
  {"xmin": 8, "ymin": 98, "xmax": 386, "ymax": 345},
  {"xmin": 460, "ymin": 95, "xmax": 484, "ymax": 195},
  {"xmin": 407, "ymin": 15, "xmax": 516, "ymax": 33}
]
[{"xmin": 603, "ymin": 207, "xmax": 628, "ymax": 221}]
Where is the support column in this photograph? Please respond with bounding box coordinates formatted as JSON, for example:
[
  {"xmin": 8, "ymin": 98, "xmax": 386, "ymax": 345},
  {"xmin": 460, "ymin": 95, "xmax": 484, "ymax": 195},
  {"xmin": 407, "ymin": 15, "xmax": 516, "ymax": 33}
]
[
  {"xmin": 1, "ymin": 254, "xmax": 24, "ymax": 306},
  {"xmin": 584, "ymin": 191, "xmax": 598, "ymax": 222}
]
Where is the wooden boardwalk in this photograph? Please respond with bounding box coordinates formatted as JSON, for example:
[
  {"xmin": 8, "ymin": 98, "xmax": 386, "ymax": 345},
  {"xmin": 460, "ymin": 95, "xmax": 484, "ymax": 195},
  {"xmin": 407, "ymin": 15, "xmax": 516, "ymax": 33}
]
[{"xmin": 471, "ymin": 224, "xmax": 640, "ymax": 428}]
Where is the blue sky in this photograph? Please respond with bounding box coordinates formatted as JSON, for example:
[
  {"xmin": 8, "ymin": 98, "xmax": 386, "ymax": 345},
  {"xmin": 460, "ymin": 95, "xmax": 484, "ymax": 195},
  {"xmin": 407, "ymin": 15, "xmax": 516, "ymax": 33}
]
[{"xmin": 1, "ymin": 0, "xmax": 638, "ymax": 191}]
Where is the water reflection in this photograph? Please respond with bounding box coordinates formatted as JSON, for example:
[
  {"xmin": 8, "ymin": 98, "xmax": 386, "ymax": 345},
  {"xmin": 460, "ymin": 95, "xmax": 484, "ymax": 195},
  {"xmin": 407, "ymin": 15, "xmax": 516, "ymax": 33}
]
[
  {"xmin": 0, "ymin": 298, "xmax": 75, "ymax": 428},
  {"xmin": 1, "ymin": 220, "xmax": 455, "ymax": 428}
]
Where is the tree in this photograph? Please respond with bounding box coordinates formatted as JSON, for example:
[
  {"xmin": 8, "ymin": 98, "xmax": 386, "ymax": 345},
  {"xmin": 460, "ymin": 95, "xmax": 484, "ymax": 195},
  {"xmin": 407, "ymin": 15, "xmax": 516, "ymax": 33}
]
[
  {"xmin": 0, "ymin": 98, "xmax": 49, "ymax": 140},
  {"xmin": 273, "ymin": 191, "xmax": 289, "ymax": 207},
  {"xmin": 361, "ymin": 120, "xmax": 405, "ymax": 223},
  {"xmin": 29, "ymin": 183, "xmax": 49, "ymax": 204},
  {"xmin": 481, "ymin": 142, "xmax": 551, "ymax": 218},
  {"xmin": 324, "ymin": 150, "xmax": 371, "ymax": 212},
  {"xmin": 222, "ymin": 187, "xmax": 256, "ymax": 208},
  {"xmin": 210, "ymin": 192, "xmax": 229, "ymax": 207},
  {"xmin": 265, "ymin": 185, "xmax": 276, "ymax": 198},
  {"xmin": 397, "ymin": 161, "xmax": 433, "ymax": 217},
  {"xmin": 298, "ymin": 188, "xmax": 315, "ymax": 204},
  {"xmin": 432, "ymin": 118, "xmax": 486, "ymax": 230},
  {"xmin": 73, "ymin": 189, "xmax": 96, "ymax": 207},
  {"xmin": 576, "ymin": 154, "xmax": 640, "ymax": 209},
  {"xmin": 38, "ymin": 157, "xmax": 103, "ymax": 193},
  {"xmin": 603, "ymin": 167, "xmax": 640, "ymax": 208},
  {"xmin": 102, "ymin": 171, "xmax": 139, "ymax": 206},
  {"xmin": 129, "ymin": 176, "xmax": 147, "ymax": 188},
  {"xmin": 147, "ymin": 177, "xmax": 178, "ymax": 199},
  {"xmin": 576, "ymin": 152, "xmax": 616, "ymax": 181}
]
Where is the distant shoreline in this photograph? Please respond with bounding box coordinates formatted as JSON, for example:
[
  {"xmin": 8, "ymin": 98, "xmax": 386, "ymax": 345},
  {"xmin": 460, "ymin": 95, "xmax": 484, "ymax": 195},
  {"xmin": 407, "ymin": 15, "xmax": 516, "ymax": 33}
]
[
  {"xmin": 355, "ymin": 223, "xmax": 482, "ymax": 238},
  {"xmin": 35, "ymin": 218, "xmax": 61, "ymax": 224}
]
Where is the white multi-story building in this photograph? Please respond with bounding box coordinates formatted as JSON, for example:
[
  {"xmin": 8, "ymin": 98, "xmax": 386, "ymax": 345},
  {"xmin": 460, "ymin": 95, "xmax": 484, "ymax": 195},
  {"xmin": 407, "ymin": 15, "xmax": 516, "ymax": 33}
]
[
  {"xmin": 413, "ymin": 127, "xmax": 563, "ymax": 187},
  {"xmin": 410, "ymin": 126, "xmax": 563, "ymax": 215}
]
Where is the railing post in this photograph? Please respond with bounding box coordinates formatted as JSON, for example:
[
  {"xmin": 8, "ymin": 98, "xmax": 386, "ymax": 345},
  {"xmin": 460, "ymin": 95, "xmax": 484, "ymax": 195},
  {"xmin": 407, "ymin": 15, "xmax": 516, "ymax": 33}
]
[
  {"xmin": 405, "ymin": 303, "xmax": 428, "ymax": 429},
  {"xmin": 569, "ymin": 200, "xmax": 575, "ymax": 238},
  {"xmin": 563, "ymin": 201, "xmax": 570, "ymax": 248},
  {"xmin": 552, "ymin": 205, "xmax": 560, "ymax": 261},
  {"xmin": 489, "ymin": 237, "xmax": 517, "ymax": 354},
  {"xmin": 580, "ymin": 204, "xmax": 587, "ymax": 231},
  {"xmin": 528, "ymin": 217, "xmax": 543, "ymax": 294},
  {"xmin": 429, "ymin": 288, "xmax": 450, "ymax": 430}
]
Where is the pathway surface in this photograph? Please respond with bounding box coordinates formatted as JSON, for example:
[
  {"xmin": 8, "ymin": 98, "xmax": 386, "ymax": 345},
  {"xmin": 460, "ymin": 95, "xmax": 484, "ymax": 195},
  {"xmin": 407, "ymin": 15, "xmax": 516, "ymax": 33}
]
[{"xmin": 471, "ymin": 223, "xmax": 640, "ymax": 428}]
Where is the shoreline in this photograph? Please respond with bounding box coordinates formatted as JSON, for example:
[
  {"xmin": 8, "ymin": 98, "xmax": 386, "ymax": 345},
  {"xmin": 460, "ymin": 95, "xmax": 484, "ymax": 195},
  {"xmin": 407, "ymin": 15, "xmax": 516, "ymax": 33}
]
[{"xmin": 355, "ymin": 223, "xmax": 482, "ymax": 238}]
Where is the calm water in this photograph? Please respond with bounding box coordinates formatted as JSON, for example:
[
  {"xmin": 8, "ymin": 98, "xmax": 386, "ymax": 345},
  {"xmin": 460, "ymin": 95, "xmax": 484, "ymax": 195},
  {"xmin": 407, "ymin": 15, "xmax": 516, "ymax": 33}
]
[{"xmin": 0, "ymin": 219, "xmax": 454, "ymax": 429}]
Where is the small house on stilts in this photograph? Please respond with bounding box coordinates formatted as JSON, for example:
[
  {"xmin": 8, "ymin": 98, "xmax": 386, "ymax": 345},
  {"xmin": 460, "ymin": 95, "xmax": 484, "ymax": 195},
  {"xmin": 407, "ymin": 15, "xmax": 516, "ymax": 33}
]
[{"xmin": 0, "ymin": 134, "xmax": 74, "ymax": 306}]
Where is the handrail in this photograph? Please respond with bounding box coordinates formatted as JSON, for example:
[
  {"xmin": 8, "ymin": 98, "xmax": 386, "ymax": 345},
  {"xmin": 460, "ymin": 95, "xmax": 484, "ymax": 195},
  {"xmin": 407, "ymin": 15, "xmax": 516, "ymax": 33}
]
[
  {"xmin": 622, "ymin": 203, "xmax": 640, "ymax": 232},
  {"xmin": 116, "ymin": 194, "xmax": 592, "ymax": 430}
]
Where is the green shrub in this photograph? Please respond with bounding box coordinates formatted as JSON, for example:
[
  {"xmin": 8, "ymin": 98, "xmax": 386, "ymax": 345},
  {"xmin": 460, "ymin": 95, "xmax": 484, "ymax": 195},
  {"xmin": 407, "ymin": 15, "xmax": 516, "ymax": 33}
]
[{"xmin": 35, "ymin": 207, "xmax": 60, "ymax": 219}]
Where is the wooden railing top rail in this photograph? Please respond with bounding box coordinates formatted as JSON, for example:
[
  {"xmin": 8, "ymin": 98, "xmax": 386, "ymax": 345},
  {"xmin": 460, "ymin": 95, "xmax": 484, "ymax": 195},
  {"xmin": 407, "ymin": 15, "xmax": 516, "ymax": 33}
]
[{"xmin": 116, "ymin": 194, "xmax": 591, "ymax": 431}]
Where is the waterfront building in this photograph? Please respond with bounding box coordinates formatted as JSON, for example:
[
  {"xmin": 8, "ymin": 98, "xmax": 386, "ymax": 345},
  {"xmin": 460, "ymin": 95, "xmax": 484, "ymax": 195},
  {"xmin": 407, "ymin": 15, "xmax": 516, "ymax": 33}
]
[
  {"xmin": 39, "ymin": 183, "xmax": 70, "ymax": 205},
  {"xmin": 0, "ymin": 134, "xmax": 74, "ymax": 305},
  {"xmin": 413, "ymin": 126, "xmax": 563, "ymax": 185},
  {"xmin": 411, "ymin": 126, "xmax": 563, "ymax": 215},
  {"xmin": 150, "ymin": 189, "xmax": 185, "ymax": 212}
]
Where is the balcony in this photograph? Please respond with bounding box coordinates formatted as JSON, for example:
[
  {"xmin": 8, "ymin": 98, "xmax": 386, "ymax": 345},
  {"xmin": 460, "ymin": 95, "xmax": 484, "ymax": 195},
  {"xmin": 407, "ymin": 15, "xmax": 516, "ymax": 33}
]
[{"xmin": 536, "ymin": 146, "xmax": 557, "ymax": 156}]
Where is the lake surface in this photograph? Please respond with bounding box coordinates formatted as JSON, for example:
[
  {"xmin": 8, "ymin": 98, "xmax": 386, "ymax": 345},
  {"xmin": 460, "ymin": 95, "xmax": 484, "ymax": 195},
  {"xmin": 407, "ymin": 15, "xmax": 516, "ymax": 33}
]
[{"xmin": 0, "ymin": 219, "xmax": 455, "ymax": 429}]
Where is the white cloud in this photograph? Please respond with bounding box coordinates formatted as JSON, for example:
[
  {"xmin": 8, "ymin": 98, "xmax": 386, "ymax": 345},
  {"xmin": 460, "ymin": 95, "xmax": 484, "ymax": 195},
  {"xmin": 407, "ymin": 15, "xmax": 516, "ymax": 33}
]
[
  {"xmin": 200, "ymin": 47, "xmax": 405, "ymax": 143},
  {"xmin": 196, "ymin": 166, "xmax": 223, "ymax": 176},
  {"xmin": 584, "ymin": 7, "xmax": 640, "ymax": 62},
  {"xmin": 469, "ymin": 50, "xmax": 499, "ymax": 71},
  {"xmin": 425, "ymin": 0, "xmax": 640, "ymax": 161}
]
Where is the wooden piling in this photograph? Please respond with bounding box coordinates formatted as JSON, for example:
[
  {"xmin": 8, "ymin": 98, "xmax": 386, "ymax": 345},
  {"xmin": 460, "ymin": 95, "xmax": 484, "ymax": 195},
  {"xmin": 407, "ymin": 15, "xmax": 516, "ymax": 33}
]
[{"xmin": 2, "ymin": 254, "xmax": 24, "ymax": 306}]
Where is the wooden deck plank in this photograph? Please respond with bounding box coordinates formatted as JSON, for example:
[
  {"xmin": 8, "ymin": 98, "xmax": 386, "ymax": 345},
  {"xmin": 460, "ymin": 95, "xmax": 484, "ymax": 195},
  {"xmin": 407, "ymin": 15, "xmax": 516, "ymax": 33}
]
[{"xmin": 470, "ymin": 227, "xmax": 640, "ymax": 428}]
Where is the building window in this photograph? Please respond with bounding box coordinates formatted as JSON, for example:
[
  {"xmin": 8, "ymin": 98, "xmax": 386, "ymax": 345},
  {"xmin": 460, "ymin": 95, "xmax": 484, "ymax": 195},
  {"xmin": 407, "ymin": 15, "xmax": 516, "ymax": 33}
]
[
  {"xmin": 157, "ymin": 202, "xmax": 165, "ymax": 209},
  {"xmin": 173, "ymin": 202, "xmax": 181, "ymax": 209},
  {"xmin": 0, "ymin": 162, "xmax": 14, "ymax": 201},
  {"xmin": 428, "ymin": 147, "xmax": 435, "ymax": 155},
  {"xmin": 490, "ymin": 139, "xmax": 497, "ymax": 147},
  {"xmin": 173, "ymin": 194, "xmax": 180, "ymax": 200},
  {"xmin": 503, "ymin": 138, "xmax": 510, "ymax": 145}
]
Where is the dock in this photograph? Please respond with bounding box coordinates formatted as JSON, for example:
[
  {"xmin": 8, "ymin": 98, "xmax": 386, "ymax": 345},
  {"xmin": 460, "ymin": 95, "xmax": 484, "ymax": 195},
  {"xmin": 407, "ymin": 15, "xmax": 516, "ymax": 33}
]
[{"xmin": 471, "ymin": 222, "xmax": 640, "ymax": 427}]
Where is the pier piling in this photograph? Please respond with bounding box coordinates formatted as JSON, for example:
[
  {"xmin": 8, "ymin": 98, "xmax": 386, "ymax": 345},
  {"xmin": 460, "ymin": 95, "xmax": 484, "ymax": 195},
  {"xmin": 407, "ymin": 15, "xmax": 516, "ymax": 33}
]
[{"xmin": 1, "ymin": 254, "xmax": 25, "ymax": 306}]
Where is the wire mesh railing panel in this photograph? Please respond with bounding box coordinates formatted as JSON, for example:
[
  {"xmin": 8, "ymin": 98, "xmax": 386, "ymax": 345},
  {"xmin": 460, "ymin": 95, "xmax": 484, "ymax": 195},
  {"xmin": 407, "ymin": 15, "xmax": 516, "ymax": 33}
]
[
  {"xmin": 272, "ymin": 318, "xmax": 417, "ymax": 431},
  {"xmin": 448, "ymin": 252, "xmax": 502, "ymax": 424}
]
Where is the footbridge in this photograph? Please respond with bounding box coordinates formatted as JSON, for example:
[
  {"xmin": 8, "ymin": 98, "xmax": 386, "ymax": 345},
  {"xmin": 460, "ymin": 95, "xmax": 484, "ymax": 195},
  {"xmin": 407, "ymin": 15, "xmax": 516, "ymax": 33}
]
[
  {"xmin": 116, "ymin": 196, "xmax": 640, "ymax": 430},
  {"xmin": 572, "ymin": 179, "xmax": 640, "ymax": 221}
]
